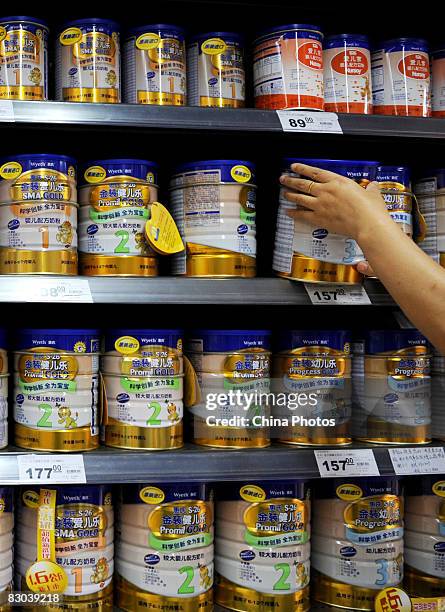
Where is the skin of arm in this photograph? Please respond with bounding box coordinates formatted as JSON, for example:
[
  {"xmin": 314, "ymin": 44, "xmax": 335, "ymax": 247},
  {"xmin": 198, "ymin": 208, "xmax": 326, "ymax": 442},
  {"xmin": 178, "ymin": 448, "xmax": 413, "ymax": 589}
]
[{"xmin": 280, "ymin": 162, "xmax": 445, "ymax": 353}]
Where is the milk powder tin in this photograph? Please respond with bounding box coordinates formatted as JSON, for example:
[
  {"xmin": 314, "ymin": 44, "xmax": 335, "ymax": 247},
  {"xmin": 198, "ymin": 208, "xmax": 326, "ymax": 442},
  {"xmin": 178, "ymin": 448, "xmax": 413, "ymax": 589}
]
[
  {"xmin": 0, "ymin": 17, "xmax": 48, "ymax": 100},
  {"xmin": 117, "ymin": 483, "xmax": 213, "ymax": 611},
  {"xmin": 377, "ymin": 166, "xmax": 413, "ymax": 237},
  {"xmin": 79, "ymin": 159, "xmax": 159, "ymax": 276},
  {"xmin": 13, "ymin": 329, "xmax": 100, "ymax": 452},
  {"xmin": 404, "ymin": 477, "xmax": 445, "ymax": 598},
  {"xmin": 273, "ymin": 330, "xmax": 352, "ymax": 445},
  {"xmin": 215, "ymin": 480, "xmax": 311, "ymax": 611},
  {"xmin": 0, "ymin": 154, "xmax": 78, "ymax": 275},
  {"xmin": 432, "ymin": 46, "xmax": 445, "ymax": 116},
  {"xmin": 312, "ymin": 477, "xmax": 404, "ymax": 610},
  {"xmin": 16, "ymin": 486, "xmax": 113, "ymax": 610},
  {"xmin": 56, "ymin": 18, "xmax": 120, "ymax": 103},
  {"xmin": 186, "ymin": 329, "xmax": 271, "ymax": 448},
  {"xmin": 273, "ymin": 158, "xmax": 379, "ymax": 284},
  {"xmin": 432, "ymin": 351, "xmax": 445, "ymax": 440},
  {"xmin": 102, "ymin": 329, "xmax": 184, "ymax": 450},
  {"xmin": 414, "ymin": 169, "xmax": 445, "ymax": 263},
  {"xmin": 0, "ymin": 488, "xmax": 13, "ymax": 608},
  {"xmin": 187, "ymin": 32, "xmax": 245, "ymax": 108},
  {"xmin": 323, "ymin": 34, "xmax": 372, "ymax": 113},
  {"xmin": 124, "ymin": 24, "xmax": 186, "ymax": 106},
  {"xmin": 372, "ymin": 38, "xmax": 431, "ymax": 116},
  {"xmin": 0, "ymin": 331, "xmax": 8, "ymax": 450},
  {"xmin": 353, "ymin": 330, "xmax": 431, "ymax": 444},
  {"xmin": 170, "ymin": 160, "xmax": 256, "ymax": 277},
  {"xmin": 253, "ymin": 24, "xmax": 324, "ymax": 110}
]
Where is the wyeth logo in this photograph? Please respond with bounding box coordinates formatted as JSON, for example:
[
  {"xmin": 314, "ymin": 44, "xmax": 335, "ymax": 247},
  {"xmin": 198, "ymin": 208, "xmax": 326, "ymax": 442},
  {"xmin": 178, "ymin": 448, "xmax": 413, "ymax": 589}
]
[
  {"xmin": 336, "ymin": 484, "xmax": 363, "ymax": 501},
  {"xmin": 240, "ymin": 485, "xmax": 266, "ymax": 502},
  {"xmin": 140, "ymin": 486, "xmax": 165, "ymax": 505}
]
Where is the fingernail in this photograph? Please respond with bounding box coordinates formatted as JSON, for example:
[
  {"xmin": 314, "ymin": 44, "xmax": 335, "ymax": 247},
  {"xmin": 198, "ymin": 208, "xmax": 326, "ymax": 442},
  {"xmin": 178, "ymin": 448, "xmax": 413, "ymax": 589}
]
[
  {"xmin": 279, "ymin": 175, "xmax": 287, "ymax": 184},
  {"xmin": 357, "ymin": 262, "xmax": 368, "ymax": 273}
]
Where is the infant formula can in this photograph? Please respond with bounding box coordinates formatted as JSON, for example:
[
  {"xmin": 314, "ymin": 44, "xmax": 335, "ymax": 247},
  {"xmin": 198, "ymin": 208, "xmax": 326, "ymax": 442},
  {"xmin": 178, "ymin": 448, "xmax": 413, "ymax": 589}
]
[
  {"xmin": 0, "ymin": 154, "xmax": 77, "ymax": 275},
  {"xmin": 273, "ymin": 158, "xmax": 379, "ymax": 284},
  {"xmin": 432, "ymin": 46, "xmax": 445, "ymax": 117},
  {"xmin": 323, "ymin": 34, "xmax": 372, "ymax": 113},
  {"xmin": 312, "ymin": 477, "xmax": 404, "ymax": 610},
  {"xmin": 13, "ymin": 329, "xmax": 100, "ymax": 452},
  {"xmin": 16, "ymin": 486, "xmax": 113, "ymax": 610},
  {"xmin": 253, "ymin": 24, "xmax": 323, "ymax": 110},
  {"xmin": 0, "ymin": 488, "xmax": 13, "ymax": 608},
  {"xmin": 56, "ymin": 19, "xmax": 120, "ymax": 103},
  {"xmin": 215, "ymin": 480, "xmax": 311, "ymax": 611},
  {"xmin": 404, "ymin": 477, "xmax": 445, "ymax": 598},
  {"xmin": 170, "ymin": 160, "xmax": 256, "ymax": 277},
  {"xmin": 353, "ymin": 330, "xmax": 431, "ymax": 444},
  {"xmin": 102, "ymin": 329, "xmax": 183, "ymax": 450},
  {"xmin": 117, "ymin": 483, "xmax": 213, "ymax": 611},
  {"xmin": 372, "ymin": 38, "xmax": 431, "ymax": 116},
  {"xmin": 0, "ymin": 331, "xmax": 7, "ymax": 450},
  {"xmin": 78, "ymin": 159, "xmax": 159, "ymax": 276},
  {"xmin": 272, "ymin": 330, "xmax": 352, "ymax": 445},
  {"xmin": 432, "ymin": 351, "xmax": 445, "ymax": 440},
  {"xmin": 187, "ymin": 32, "xmax": 244, "ymax": 108},
  {"xmin": 377, "ymin": 166, "xmax": 413, "ymax": 237},
  {"xmin": 124, "ymin": 24, "xmax": 186, "ymax": 105},
  {"xmin": 186, "ymin": 329, "xmax": 271, "ymax": 448},
  {"xmin": 414, "ymin": 169, "xmax": 445, "ymax": 264},
  {"xmin": 0, "ymin": 17, "xmax": 48, "ymax": 100}
]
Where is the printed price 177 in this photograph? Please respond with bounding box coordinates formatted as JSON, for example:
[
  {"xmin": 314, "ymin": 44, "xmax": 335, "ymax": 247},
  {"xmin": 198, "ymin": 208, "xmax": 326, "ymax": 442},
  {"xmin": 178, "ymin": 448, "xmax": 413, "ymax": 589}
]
[{"xmin": 24, "ymin": 464, "xmax": 63, "ymax": 480}]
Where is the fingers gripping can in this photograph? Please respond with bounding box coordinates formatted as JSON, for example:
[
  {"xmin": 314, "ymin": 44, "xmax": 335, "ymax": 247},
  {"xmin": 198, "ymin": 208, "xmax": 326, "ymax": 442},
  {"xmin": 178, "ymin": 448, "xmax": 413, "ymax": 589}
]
[
  {"xmin": 404, "ymin": 477, "xmax": 445, "ymax": 597},
  {"xmin": 117, "ymin": 483, "xmax": 213, "ymax": 611},
  {"xmin": 16, "ymin": 486, "xmax": 113, "ymax": 610},
  {"xmin": 78, "ymin": 159, "xmax": 159, "ymax": 276},
  {"xmin": 312, "ymin": 477, "xmax": 404, "ymax": 611},
  {"xmin": 187, "ymin": 32, "xmax": 245, "ymax": 108},
  {"xmin": 273, "ymin": 158, "xmax": 379, "ymax": 284},
  {"xmin": 253, "ymin": 24, "xmax": 324, "ymax": 110},
  {"xmin": 13, "ymin": 329, "xmax": 100, "ymax": 452},
  {"xmin": 169, "ymin": 160, "xmax": 256, "ymax": 277},
  {"xmin": 272, "ymin": 330, "xmax": 352, "ymax": 446},
  {"xmin": 102, "ymin": 329, "xmax": 184, "ymax": 450},
  {"xmin": 56, "ymin": 19, "xmax": 120, "ymax": 104},
  {"xmin": 0, "ymin": 488, "xmax": 13, "ymax": 608},
  {"xmin": 215, "ymin": 480, "xmax": 311, "ymax": 612},
  {"xmin": 124, "ymin": 24, "xmax": 186, "ymax": 106},
  {"xmin": 0, "ymin": 154, "xmax": 78, "ymax": 275},
  {"xmin": 0, "ymin": 17, "xmax": 48, "ymax": 100},
  {"xmin": 352, "ymin": 330, "xmax": 431, "ymax": 444},
  {"xmin": 185, "ymin": 329, "xmax": 271, "ymax": 448}
]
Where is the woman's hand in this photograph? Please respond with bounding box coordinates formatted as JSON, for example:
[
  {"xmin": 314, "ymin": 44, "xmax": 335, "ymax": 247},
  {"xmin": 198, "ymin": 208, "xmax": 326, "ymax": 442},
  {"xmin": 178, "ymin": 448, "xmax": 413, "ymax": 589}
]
[{"xmin": 279, "ymin": 162, "xmax": 392, "ymax": 242}]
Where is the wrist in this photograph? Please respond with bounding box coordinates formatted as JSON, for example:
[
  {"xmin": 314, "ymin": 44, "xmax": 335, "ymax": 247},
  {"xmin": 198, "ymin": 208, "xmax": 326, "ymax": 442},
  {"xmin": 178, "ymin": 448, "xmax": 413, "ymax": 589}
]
[{"xmin": 355, "ymin": 209, "xmax": 395, "ymax": 247}]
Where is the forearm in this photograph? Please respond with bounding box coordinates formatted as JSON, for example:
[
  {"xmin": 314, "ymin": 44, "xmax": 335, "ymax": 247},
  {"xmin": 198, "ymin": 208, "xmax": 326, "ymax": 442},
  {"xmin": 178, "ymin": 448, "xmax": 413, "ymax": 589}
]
[{"xmin": 359, "ymin": 218, "xmax": 445, "ymax": 353}]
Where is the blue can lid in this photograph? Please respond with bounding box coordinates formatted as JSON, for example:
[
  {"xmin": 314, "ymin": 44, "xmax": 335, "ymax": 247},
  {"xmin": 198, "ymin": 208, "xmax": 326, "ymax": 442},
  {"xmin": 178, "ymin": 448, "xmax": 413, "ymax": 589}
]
[
  {"xmin": 256, "ymin": 24, "xmax": 322, "ymax": 38},
  {"xmin": 325, "ymin": 34, "xmax": 369, "ymax": 48},
  {"xmin": 376, "ymin": 165, "xmax": 411, "ymax": 184},
  {"xmin": 174, "ymin": 160, "xmax": 255, "ymax": 173},
  {"xmin": 0, "ymin": 330, "xmax": 7, "ymax": 347},
  {"xmin": 83, "ymin": 158, "xmax": 159, "ymax": 168},
  {"xmin": 188, "ymin": 329, "xmax": 271, "ymax": 352},
  {"xmin": 6, "ymin": 153, "xmax": 76, "ymax": 164},
  {"xmin": 127, "ymin": 24, "xmax": 185, "ymax": 37},
  {"xmin": 365, "ymin": 329, "xmax": 429, "ymax": 353},
  {"xmin": 284, "ymin": 158, "xmax": 380, "ymax": 168},
  {"xmin": 378, "ymin": 38, "xmax": 429, "ymax": 51},
  {"xmin": 189, "ymin": 31, "xmax": 244, "ymax": 44},
  {"xmin": 274, "ymin": 330, "xmax": 351, "ymax": 353},
  {"xmin": 61, "ymin": 18, "xmax": 120, "ymax": 30},
  {"xmin": 0, "ymin": 16, "xmax": 48, "ymax": 27},
  {"xmin": 108, "ymin": 328, "xmax": 183, "ymax": 335},
  {"xmin": 18, "ymin": 328, "xmax": 100, "ymax": 335}
]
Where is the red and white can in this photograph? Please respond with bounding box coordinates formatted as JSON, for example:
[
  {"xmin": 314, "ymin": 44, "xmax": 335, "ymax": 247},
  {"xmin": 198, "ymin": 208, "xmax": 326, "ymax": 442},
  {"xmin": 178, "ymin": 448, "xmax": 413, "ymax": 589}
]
[
  {"xmin": 432, "ymin": 46, "xmax": 445, "ymax": 117},
  {"xmin": 253, "ymin": 23, "xmax": 323, "ymax": 110},
  {"xmin": 324, "ymin": 34, "xmax": 372, "ymax": 114}
]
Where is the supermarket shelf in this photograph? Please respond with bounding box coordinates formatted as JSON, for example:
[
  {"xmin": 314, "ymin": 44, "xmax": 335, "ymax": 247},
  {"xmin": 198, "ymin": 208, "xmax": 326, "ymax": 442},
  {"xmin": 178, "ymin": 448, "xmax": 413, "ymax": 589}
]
[
  {"xmin": 0, "ymin": 276, "xmax": 394, "ymax": 305},
  {"xmin": 4, "ymin": 101, "xmax": 445, "ymax": 139},
  {"xmin": 0, "ymin": 442, "xmax": 443, "ymax": 484}
]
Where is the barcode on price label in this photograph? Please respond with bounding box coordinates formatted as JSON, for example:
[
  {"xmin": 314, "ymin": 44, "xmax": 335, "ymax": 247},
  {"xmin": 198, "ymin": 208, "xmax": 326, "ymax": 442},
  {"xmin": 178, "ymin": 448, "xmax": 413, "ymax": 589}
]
[
  {"xmin": 17, "ymin": 455, "xmax": 86, "ymax": 484},
  {"xmin": 305, "ymin": 283, "xmax": 371, "ymax": 305},
  {"xmin": 314, "ymin": 449, "xmax": 380, "ymax": 478},
  {"xmin": 389, "ymin": 447, "xmax": 445, "ymax": 475},
  {"xmin": 277, "ymin": 110, "xmax": 343, "ymax": 134}
]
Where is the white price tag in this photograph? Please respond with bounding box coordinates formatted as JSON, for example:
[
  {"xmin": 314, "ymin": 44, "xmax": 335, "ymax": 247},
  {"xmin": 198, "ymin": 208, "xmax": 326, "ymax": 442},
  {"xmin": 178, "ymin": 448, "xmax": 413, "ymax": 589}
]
[
  {"xmin": 17, "ymin": 455, "xmax": 86, "ymax": 484},
  {"xmin": 305, "ymin": 283, "xmax": 371, "ymax": 305},
  {"xmin": 23, "ymin": 278, "xmax": 93, "ymax": 302},
  {"xmin": 0, "ymin": 100, "xmax": 14, "ymax": 122},
  {"xmin": 389, "ymin": 447, "xmax": 445, "ymax": 475},
  {"xmin": 315, "ymin": 449, "xmax": 380, "ymax": 478},
  {"xmin": 277, "ymin": 110, "xmax": 343, "ymax": 134}
]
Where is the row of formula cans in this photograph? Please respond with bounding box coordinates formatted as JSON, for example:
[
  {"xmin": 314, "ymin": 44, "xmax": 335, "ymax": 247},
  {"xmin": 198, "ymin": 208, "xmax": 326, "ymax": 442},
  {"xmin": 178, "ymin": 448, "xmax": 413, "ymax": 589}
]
[
  {"xmin": 0, "ymin": 153, "xmax": 442, "ymax": 282},
  {"xmin": 1, "ymin": 16, "xmax": 445, "ymax": 117},
  {"xmin": 0, "ymin": 327, "xmax": 442, "ymax": 452},
  {"xmin": 0, "ymin": 477, "xmax": 443, "ymax": 611}
]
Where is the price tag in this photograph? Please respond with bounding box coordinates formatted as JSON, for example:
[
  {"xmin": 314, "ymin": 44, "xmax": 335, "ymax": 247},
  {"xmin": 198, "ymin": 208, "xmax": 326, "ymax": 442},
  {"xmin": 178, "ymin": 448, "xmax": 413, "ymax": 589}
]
[
  {"xmin": 314, "ymin": 449, "xmax": 380, "ymax": 478},
  {"xmin": 305, "ymin": 283, "xmax": 371, "ymax": 305},
  {"xmin": 17, "ymin": 455, "xmax": 86, "ymax": 484},
  {"xmin": 0, "ymin": 100, "xmax": 14, "ymax": 122},
  {"xmin": 22, "ymin": 278, "xmax": 93, "ymax": 303},
  {"xmin": 277, "ymin": 110, "xmax": 342, "ymax": 134},
  {"xmin": 389, "ymin": 447, "xmax": 445, "ymax": 475}
]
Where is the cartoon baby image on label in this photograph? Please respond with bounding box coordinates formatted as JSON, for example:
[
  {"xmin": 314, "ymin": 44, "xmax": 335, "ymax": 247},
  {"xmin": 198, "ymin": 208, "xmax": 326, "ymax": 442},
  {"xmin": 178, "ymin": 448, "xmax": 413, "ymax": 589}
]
[
  {"xmin": 57, "ymin": 406, "xmax": 78, "ymax": 429},
  {"xmin": 91, "ymin": 557, "xmax": 110, "ymax": 585}
]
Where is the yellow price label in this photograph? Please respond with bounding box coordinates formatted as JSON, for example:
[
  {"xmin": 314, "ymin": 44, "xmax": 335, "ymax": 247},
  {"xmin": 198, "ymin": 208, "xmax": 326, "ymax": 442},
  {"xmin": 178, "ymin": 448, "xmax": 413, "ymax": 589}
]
[
  {"xmin": 145, "ymin": 202, "xmax": 184, "ymax": 255},
  {"xmin": 375, "ymin": 588, "xmax": 412, "ymax": 612}
]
